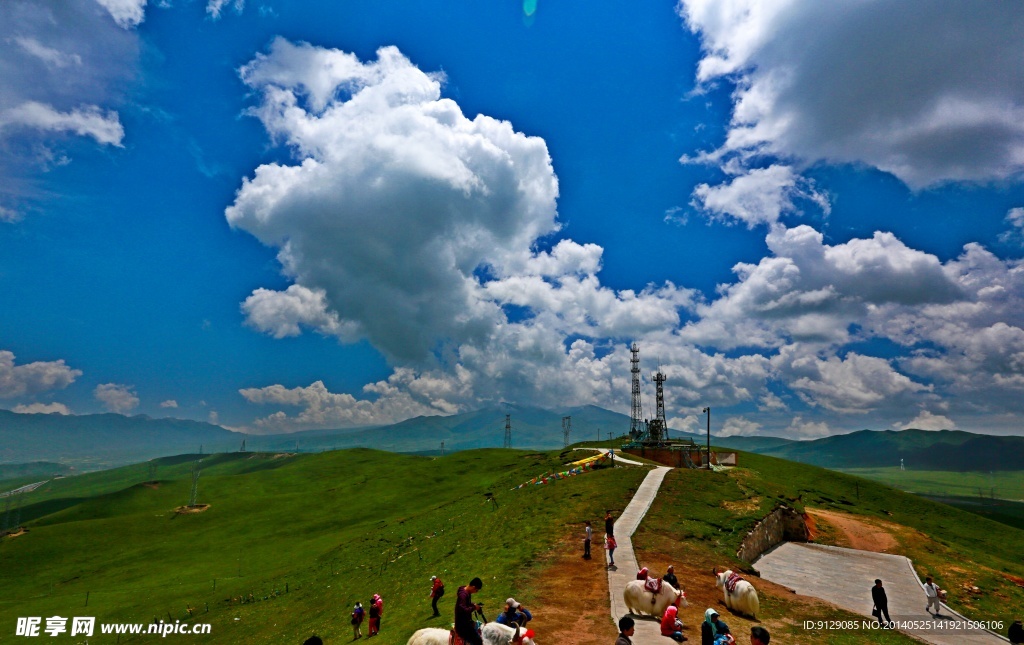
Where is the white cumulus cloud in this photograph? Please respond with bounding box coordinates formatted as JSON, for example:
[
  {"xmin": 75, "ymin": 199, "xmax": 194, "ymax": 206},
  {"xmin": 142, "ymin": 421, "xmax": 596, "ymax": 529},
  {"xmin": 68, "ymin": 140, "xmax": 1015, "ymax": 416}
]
[
  {"xmin": 160, "ymin": 399, "xmax": 178, "ymax": 408},
  {"xmin": 94, "ymin": 0, "xmax": 147, "ymax": 28},
  {"xmin": 0, "ymin": 350, "xmax": 81, "ymax": 399},
  {"xmin": 900, "ymin": 410, "xmax": 955, "ymax": 431},
  {"xmin": 228, "ymin": 40, "xmax": 560, "ymax": 364},
  {"xmin": 12, "ymin": 401, "xmax": 71, "ymax": 415},
  {"xmin": 94, "ymin": 383, "xmax": 139, "ymax": 414},
  {"xmin": 679, "ymin": 0, "xmax": 1024, "ymax": 188}
]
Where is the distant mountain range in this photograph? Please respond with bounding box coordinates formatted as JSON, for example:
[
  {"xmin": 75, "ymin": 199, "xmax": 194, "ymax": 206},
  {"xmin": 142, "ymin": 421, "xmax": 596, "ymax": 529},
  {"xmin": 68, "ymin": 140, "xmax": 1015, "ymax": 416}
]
[
  {"xmin": 734, "ymin": 428, "xmax": 1024, "ymax": 471},
  {"xmin": 2, "ymin": 406, "xmax": 1022, "ymax": 471}
]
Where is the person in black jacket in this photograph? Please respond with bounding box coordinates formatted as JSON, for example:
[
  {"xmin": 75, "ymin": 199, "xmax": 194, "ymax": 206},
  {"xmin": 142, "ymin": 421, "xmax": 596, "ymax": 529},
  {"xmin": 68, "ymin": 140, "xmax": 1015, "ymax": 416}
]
[
  {"xmin": 871, "ymin": 579, "xmax": 892, "ymax": 627},
  {"xmin": 1008, "ymin": 619, "xmax": 1023, "ymax": 644},
  {"xmin": 663, "ymin": 565, "xmax": 679, "ymax": 590},
  {"xmin": 455, "ymin": 578, "xmax": 484, "ymax": 645}
]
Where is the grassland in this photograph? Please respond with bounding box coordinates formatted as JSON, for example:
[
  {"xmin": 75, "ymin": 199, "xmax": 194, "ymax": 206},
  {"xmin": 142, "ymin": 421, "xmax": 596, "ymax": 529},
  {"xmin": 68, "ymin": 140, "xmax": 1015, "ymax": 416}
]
[
  {"xmin": 5, "ymin": 445, "xmax": 1024, "ymax": 644},
  {"xmin": 634, "ymin": 450, "xmax": 1024, "ymax": 644},
  {"xmin": 838, "ymin": 467, "xmax": 1024, "ymax": 501},
  {"xmin": 0, "ymin": 448, "xmax": 648, "ymax": 643}
]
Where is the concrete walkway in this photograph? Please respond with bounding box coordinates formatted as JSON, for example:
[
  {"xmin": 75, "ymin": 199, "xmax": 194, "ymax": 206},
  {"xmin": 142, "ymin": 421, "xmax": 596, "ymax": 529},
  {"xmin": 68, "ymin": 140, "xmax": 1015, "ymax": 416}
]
[
  {"xmin": 605, "ymin": 466, "xmax": 672, "ymax": 645},
  {"xmin": 755, "ymin": 542, "xmax": 1007, "ymax": 644},
  {"xmin": 572, "ymin": 447, "xmax": 646, "ymax": 467}
]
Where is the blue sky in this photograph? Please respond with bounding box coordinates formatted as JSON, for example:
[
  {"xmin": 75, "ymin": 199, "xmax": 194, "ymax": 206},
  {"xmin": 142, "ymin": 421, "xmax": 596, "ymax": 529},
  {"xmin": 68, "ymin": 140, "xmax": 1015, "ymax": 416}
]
[{"xmin": 2, "ymin": 0, "xmax": 1024, "ymax": 438}]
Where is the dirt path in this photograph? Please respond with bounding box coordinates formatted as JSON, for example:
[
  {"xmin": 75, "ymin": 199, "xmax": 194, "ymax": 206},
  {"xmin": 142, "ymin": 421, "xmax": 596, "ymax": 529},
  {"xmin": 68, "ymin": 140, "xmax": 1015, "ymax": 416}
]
[
  {"xmin": 806, "ymin": 508, "xmax": 897, "ymax": 553},
  {"xmin": 526, "ymin": 535, "xmax": 617, "ymax": 645}
]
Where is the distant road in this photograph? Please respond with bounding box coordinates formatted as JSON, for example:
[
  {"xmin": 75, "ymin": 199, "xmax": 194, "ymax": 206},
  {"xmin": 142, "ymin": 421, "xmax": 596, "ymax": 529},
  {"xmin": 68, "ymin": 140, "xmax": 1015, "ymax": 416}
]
[{"xmin": 0, "ymin": 480, "xmax": 48, "ymax": 497}]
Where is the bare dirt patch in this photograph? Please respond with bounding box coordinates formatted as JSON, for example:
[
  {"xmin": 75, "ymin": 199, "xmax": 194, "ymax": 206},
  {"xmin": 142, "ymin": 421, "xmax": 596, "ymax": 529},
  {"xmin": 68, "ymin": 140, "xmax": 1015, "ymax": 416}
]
[
  {"xmin": 524, "ymin": 534, "xmax": 616, "ymax": 645},
  {"xmin": 142, "ymin": 482, "xmax": 161, "ymax": 489},
  {"xmin": 174, "ymin": 504, "xmax": 210, "ymax": 514},
  {"xmin": 3, "ymin": 527, "xmax": 28, "ymax": 539},
  {"xmin": 806, "ymin": 508, "xmax": 897, "ymax": 553},
  {"xmin": 721, "ymin": 497, "xmax": 761, "ymax": 513}
]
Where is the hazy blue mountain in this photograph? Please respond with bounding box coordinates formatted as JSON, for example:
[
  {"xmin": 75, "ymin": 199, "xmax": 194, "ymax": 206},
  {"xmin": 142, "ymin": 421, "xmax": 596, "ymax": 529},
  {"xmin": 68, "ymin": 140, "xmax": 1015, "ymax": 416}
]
[
  {"xmin": 753, "ymin": 429, "xmax": 1024, "ymax": 470},
  {"xmin": 0, "ymin": 410, "xmax": 243, "ymax": 468}
]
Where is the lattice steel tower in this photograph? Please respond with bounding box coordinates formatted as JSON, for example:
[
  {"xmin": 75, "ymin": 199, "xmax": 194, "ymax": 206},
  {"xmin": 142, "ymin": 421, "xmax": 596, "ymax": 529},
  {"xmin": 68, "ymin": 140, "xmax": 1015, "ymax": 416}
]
[
  {"xmin": 630, "ymin": 343, "xmax": 644, "ymax": 439},
  {"xmin": 562, "ymin": 416, "xmax": 572, "ymax": 448},
  {"xmin": 503, "ymin": 414, "xmax": 512, "ymax": 448},
  {"xmin": 650, "ymin": 370, "xmax": 668, "ymax": 443}
]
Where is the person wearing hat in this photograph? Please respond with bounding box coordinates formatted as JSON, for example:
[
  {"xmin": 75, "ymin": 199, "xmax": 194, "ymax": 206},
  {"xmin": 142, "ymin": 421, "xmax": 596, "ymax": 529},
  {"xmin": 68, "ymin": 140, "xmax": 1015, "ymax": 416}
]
[
  {"xmin": 496, "ymin": 598, "xmax": 533, "ymax": 627},
  {"xmin": 351, "ymin": 601, "xmax": 365, "ymax": 639},
  {"xmin": 368, "ymin": 594, "xmax": 383, "ymax": 637},
  {"xmin": 616, "ymin": 615, "xmax": 635, "ymax": 645},
  {"xmin": 701, "ymin": 608, "xmax": 730, "ymax": 645},
  {"xmin": 660, "ymin": 604, "xmax": 687, "ymax": 642},
  {"xmin": 663, "ymin": 566, "xmax": 679, "ymax": 590},
  {"xmin": 429, "ymin": 576, "xmax": 445, "ymax": 617}
]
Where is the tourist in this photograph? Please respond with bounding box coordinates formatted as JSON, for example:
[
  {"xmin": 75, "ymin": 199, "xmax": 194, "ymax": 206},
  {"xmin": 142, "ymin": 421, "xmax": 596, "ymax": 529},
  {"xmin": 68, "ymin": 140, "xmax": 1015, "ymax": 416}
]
[
  {"xmin": 749, "ymin": 626, "xmax": 770, "ymax": 645},
  {"xmin": 584, "ymin": 520, "xmax": 593, "ymax": 559},
  {"xmin": 660, "ymin": 604, "xmax": 687, "ymax": 642},
  {"xmin": 871, "ymin": 579, "xmax": 892, "ymax": 626},
  {"xmin": 496, "ymin": 598, "xmax": 532, "ymax": 627},
  {"xmin": 924, "ymin": 576, "xmax": 942, "ymax": 616},
  {"xmin": 606, "ymin": 534, "xmax": 617, "ymax": 567},
  {"xmin": 605, "ymin": 510, "xmax": 615, "ymax": 537},
  {"xmin": 663, "ymin": 565, "xmax": 679, "ymax": 589},
  {"xmin": 701, "ymin": 608, "xmax": 730, "ymax": 645},
  {"xmin": 616, "ymin": 615, "xmax": 635, "ymax": 645},
  {"xmin": 1008, "ymin": 619, "xmax": 1023, "ymax": 644},
  {"xmin": 351, "ymin": 601, "xmax": 365, "ymax": 639},
  {"xmin": 430, "ymin": 576, "xmax": 445, "ymax": 617},
  {"xmin": 455, "ymin": 577, "xmax": 484, "ymax": 645},
  {"xmin": 368, "ymin": 594, "xmax": 383, "ymax": 637}
]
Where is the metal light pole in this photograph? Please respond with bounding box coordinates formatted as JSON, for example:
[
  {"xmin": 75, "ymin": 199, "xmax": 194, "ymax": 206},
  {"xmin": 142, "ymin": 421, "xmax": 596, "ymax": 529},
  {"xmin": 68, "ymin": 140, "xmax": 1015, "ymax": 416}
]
[{"xmin": 702, "ymin": 407, "xmax": 711, "ymax": 469}]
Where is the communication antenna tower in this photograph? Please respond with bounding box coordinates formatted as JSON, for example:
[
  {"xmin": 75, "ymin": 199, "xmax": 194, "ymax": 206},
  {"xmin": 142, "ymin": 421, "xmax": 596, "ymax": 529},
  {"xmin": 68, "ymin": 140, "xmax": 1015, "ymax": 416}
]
[
  {"xmin": 562, "ymin": 416, "xmax": 572, "ymax": 448},
  {"xmin": 240, "ymin": 439, "xmax": 246, "ymax": 452},
  {"xmin": 440, "ymin": 441, "xmax": 445, "ymax": 456},
  {"xmin": 630, "ymin": 343, "xmax": 644, "ymax": 440},
  {"xmin": 189, "ymin": 460, "xmax": 202, "ymax": 507},
  {"xmin": 650, "ymin": 370, "xmax": 668, "ymax": 443},
  {"xmin": 503, "ymin": 414, "xmax": 512, "ymax": 448}
]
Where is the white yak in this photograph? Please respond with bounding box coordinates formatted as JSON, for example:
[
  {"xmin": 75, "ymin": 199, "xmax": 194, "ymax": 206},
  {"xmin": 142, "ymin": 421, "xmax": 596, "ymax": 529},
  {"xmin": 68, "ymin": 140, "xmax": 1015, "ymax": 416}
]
[
  {"xmin": 713, "ymin": 567, "xmax": 759, "ymax": 618},
  {"xmin": 408, "ymin": 624, "xmax": 536, "ymax": 645},
  {"xmin": 622, "ymin": 579, "xmax": 688, "ymax": 617}
]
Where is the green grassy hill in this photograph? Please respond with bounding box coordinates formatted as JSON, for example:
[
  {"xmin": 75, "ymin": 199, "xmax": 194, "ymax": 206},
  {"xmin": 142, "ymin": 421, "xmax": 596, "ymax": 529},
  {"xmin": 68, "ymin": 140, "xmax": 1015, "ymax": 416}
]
[
  {"xmin": 637, "ymin": 450, "xmax": 1024, "ymax": 642},
  {"xmin": 0, "ymin": 447, "xmax": 647, "ymax": 643},
  {"xmin": 754, "ymin": 429, "xmax": 1024, "ymax": 470},
  {"xmin": 4, "ymin": 445, "xmax": 1023, "ymax": 644}
]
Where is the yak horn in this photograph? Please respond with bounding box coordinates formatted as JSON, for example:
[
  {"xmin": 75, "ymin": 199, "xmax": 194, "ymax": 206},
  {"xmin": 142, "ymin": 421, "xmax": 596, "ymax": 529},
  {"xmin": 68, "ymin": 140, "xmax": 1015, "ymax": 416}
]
[{"xmin": 712, "ymin": 566, "xmax": 718, "ymax": 576}]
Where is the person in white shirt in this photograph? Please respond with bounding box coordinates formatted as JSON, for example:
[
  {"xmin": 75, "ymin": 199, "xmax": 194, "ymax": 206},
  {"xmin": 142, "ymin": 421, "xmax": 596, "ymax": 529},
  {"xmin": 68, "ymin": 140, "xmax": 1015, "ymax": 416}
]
[
  {"xmin": 924, "ymin": 576, "xmax": 942, "ymax": 616},
  {"xmin": 584, "ymin": 521, "xmax": 593, "ymax": 559}
]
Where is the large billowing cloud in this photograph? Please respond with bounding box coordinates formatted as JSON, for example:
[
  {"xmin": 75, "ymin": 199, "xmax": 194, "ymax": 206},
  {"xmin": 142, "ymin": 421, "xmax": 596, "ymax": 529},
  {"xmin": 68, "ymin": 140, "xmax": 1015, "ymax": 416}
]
[
  {"xmin": 229, "ymin": 40, "xmax": 1024, "ymax": 437},
  {"xmin": 680, "ymin": 225, "xmax": 963, "ymax": 349},
  {"xmin": 228, "ymin": 40, "xmax": 561, "ymax": 364},
  {"xmin": 0, "ymin": 350, "xmax": 81, "ymax": 399},
  {"xmin": 679, "ymin": 0, "xmax": 1024, "ymax": 189}
]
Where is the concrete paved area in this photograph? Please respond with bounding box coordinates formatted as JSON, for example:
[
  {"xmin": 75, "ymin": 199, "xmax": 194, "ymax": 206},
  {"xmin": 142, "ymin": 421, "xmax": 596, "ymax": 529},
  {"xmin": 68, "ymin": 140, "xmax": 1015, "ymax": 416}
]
[
  {"xmin": 605, "ymin": 466, "xmax": 673, "ymax": 645},
  {"xmin": 755, "ymin": 542, "xmax": 1007, "ymax": 644}
]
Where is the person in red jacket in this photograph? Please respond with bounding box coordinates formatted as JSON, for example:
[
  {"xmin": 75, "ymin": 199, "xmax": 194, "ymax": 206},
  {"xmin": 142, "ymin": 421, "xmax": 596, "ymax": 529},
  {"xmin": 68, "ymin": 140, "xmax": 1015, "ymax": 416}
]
[
  {"xmin": 661, "ymin": 604, "xmax": 686, "ymax": 642},
  {"xmin": 429, "ymin": 576, "xmax": 445, "ymax": 617},
  {"xmin": 368, "ymin": 594, "xmax": 383, "ymax": 637}
]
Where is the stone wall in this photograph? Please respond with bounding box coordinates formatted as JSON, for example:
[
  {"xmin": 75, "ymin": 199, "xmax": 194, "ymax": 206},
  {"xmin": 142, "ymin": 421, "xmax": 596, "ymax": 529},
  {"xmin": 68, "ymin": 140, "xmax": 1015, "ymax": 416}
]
[{"xmin": 737, "ymin": 504, "xmax": 809, "ymax": 563}]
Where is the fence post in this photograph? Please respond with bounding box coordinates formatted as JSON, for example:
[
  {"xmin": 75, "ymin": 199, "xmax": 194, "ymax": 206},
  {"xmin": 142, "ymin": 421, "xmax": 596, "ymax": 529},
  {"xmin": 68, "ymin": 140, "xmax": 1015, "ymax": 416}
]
[{"xmin": 85, "ymin": 591, "xmax": 89, "ymax": 607}]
